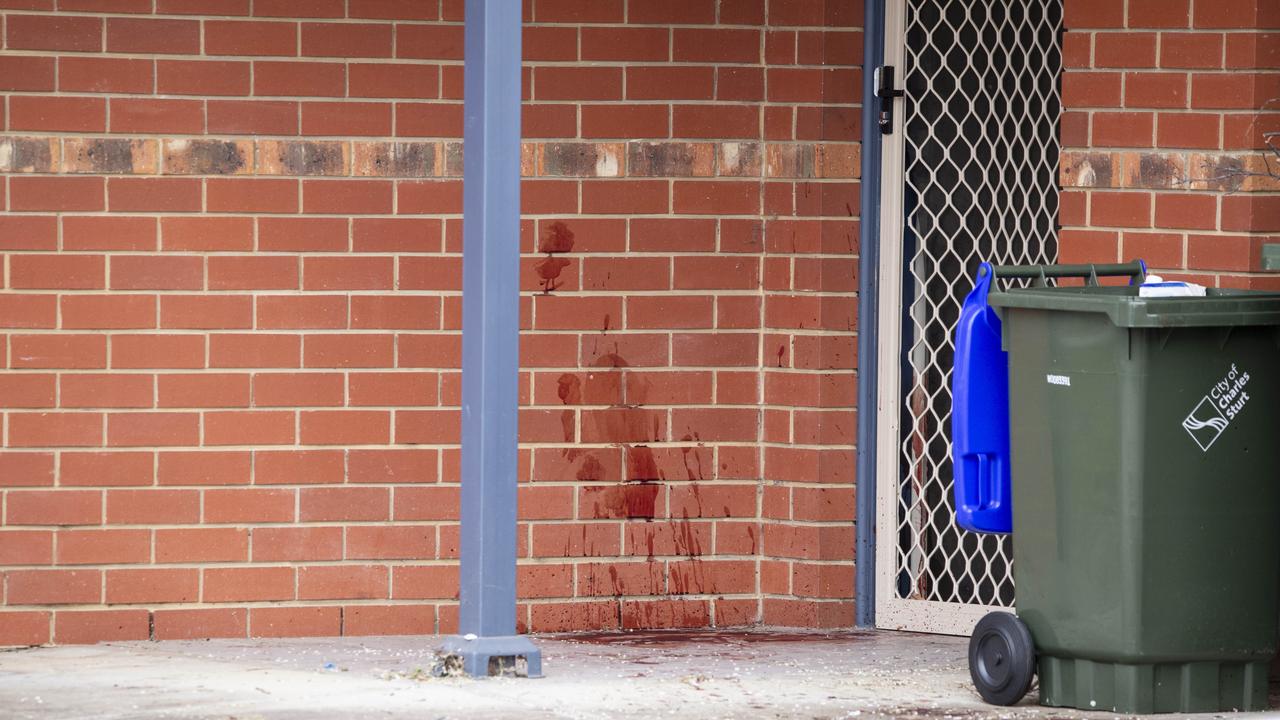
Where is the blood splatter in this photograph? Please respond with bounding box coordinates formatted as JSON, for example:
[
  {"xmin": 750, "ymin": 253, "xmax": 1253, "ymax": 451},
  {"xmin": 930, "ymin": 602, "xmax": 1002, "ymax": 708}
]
[
  {"xmin": 539, "ymin": 221, "xmax": 575, "ymax": 253},
  {"xmin": 628, "ymin": 446, "xmax": 661, "ymax": 482},
  {"xmin": 535, "ymin": 221, "xmax": 575, "ymax": 293},
  {"xmin": 556, "ymin": 374, "xmax": 582, "ymax": 404}
]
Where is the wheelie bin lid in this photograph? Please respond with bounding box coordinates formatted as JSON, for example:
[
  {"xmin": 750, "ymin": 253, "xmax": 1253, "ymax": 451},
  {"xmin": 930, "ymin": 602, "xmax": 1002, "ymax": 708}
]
[{"xmin": 984, "ymin": 263, "xmax": 1280, "ymax": 328}]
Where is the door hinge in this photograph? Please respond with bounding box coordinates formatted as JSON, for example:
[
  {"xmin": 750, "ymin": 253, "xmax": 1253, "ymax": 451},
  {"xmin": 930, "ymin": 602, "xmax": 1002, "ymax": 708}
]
[{"xmin": 875, "ymin": 65, "xmax": 904, "ymax": 135}]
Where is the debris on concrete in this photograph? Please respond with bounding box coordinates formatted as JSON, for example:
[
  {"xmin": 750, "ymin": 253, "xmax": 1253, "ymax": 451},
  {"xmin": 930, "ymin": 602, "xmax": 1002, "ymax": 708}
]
[{"xmin": 0, "ymin": 629, "xmax": 1273, "ymax": 719}]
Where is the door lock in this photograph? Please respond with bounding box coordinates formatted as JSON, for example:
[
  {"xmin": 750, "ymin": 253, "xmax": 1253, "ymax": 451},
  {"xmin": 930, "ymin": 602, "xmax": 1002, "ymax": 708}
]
[{"xmin": 875, "ymin": 65, "xmax": 904, "ymax": 135}]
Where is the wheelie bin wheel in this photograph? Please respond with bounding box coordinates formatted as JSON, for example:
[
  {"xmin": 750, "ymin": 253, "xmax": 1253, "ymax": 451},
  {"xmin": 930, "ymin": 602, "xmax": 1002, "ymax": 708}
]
[{"xmin": 968, "ymin": 611, "xmax": 1035, "ymax": 706}]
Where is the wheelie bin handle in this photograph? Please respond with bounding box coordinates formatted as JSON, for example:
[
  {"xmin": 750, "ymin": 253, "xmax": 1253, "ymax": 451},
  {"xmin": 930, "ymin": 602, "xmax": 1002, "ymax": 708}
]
[{"xmin": 987, "ymin": 261, "xmax": 1147, "ymax": 287}]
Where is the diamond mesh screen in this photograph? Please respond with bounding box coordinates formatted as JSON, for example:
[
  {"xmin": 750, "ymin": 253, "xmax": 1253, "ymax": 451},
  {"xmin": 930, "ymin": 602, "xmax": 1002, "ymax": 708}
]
[{"xmin": 892, "ymin": 0, "xmax": 1062, "ymax": 608}]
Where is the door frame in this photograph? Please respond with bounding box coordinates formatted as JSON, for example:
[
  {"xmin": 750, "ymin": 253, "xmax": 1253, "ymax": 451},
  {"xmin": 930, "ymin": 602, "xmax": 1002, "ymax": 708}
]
[{"xmin": 869, "ymin": 0, "xmax": 1006, "ymax": 636}]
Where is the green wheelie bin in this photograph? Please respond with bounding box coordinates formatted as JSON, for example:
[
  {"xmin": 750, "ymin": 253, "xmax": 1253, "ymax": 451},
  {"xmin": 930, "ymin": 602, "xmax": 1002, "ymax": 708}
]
[{"xmin": 950, "ymin": 261, "xmax": 1280, "ymax": 714}]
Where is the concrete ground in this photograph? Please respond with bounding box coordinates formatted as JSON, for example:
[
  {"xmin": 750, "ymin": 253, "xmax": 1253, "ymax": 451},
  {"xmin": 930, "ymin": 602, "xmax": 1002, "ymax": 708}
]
[{"xmin": 0, "ymin": 629, "xmax": 1274, "ymax": 719}]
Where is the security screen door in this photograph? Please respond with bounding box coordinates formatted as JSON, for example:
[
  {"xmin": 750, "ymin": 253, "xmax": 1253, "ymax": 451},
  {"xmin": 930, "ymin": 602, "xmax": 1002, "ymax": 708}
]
[{"xmin": 873, "ymin": 0, "xmax": 1063, "ymax": 634}]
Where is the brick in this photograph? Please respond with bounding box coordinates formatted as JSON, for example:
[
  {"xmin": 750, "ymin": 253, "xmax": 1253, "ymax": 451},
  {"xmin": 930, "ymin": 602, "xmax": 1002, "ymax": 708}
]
[
  {"xmin": 1065, "ymin": 0, "xmax": 1125, "ymax": 28},
  {"xmin": 110, "ymin": 98, "xmax": 204, "ymax": 134},
  {"xmin": 155, "ymin": 528, "xmax": 249, "ymax": 563},
  {"xmin": 302, "ymin": 102, "xmax": 393, "ymax": 136},
  {"xmin": 1095, "ymin": 32, "xmax": 1157, "ymax": 68},
  {"xmin": 298, "ymin": 565, "xmax": 388, "ymax": 600},
  {"xmin": 204, "ymin": 411, "xmax": 295, "ymax": 446},
  {"xmin": 250, "ymin": 607, "xmax": 341, "ymax": 638},
  {"xmin": 11, "ymin": 176, "xmax": 104, "ymax": 212},
  {"xmin": 674, "ymin": 105, "xmax": 759, "ymax": 139},
  {"xmin": 1157, "ymin": 112, "xmax": 1221, "ymax": 150},
  {"xmin": 259, "ymin": 217, "xmax": 349, "ymax": 252},
  {"xmin": 395, "ymin": 103, "xmax": 463, "ymax": 137},
  {"xmin": 394, "ymin": 409, "xmax": 460, "ymax": 444},
  {"xmin": 392, "ymin": 486, "xmax": 459, "ymax": 521},
  {"xmin": 390, "ymin": 565, "xmax": 458, "ymax": 599},
  {"xmin": 255, "ymin": 61, "xmax": 346, "ymax": 97},
  {"xmin": 1062, "ymin": 72, "xmax": 1122, "ymax": 108},
  {"xmin": 205, "ymin": 488, "xmax": 295, "ymax": 523},
  {"xmin": 300, "ymin": 487, "xmax": 389, "ymax": 522},
  {"xmin": 161, "ymin": 295, "xmax": 253, "ymax": 329},
  {"xmin": 302, "ymin": 21, "xmax": 392, "ymax": 58},
  {"xmin": 57, "ymin": 529, "xmax": 150, "ymax": 564},
  {"xmin": 1125, "ymin": 72, "xmax": 1188, "ymax": 109},
  {"xmin": 1194, "ymin": 0, "xmax": 1273, "ymax": 28},
  {"xmin": 105, "ymin": 568, "xmax": 198, "ymax": 604},
  {"xmin": 10, "ymin": 255, "xmax": 104, "ymax": 290},
  {"xmin": 299, "ymin": 410, "xmax": 390, "ymax": 445},
  {"xmin": 208, "ymin": 100, "xmax": 299, "ymax": 135},
  {"xmin": 205, "ymin": 567, "xmax": 294, "ymax": 602},
  {"xmin": 209, "ymin": 334, "xmax": 300, "ymax": 368},
  {"xmin": 303, "ymin": 257, "xmax": 394, "ymax": 291},
  {"xmin": 61, "ymin": 295, "xmax": 157, "ymax": 330},
  {"xmin": 158, "ymin": 60, "xmax": 250, "ymax": 96},
  {"xmin": 108, "ymin": 412, "xmax": 200, "ymax": 447},
  {"xmin": 59, "ymin": 57, "xmax": 151, "ymax": 94},
  {"xmin": 0, "ymin": 56, "xmax": 54, "ymax": 92},
  {"xmin": 9, "ymin": 413, "xmax": 103, "ymax": 448},
  {"xmin": 1161, "ymin": 33, "xmax": 1224, "ymax": 69},
  {"xmin": 1154, "ymin": 192, "xmax": 1217, "ymax": 230},
  {"xmin": 61, "ymin": 375, "xmax": 154, "ymax": 409},
  {"xmin": 350, "ymin": 63, "xmax": 439, "ymax": 99},
  {"xmin": 303, "ymin": 179, "xmax": 393, "ymax": 213},
  {"xmin": 61, "ymin": 452, "xmax": 152, "ymax": 487},
  {"xmin": 674, "ymin": 180, "xmax": 760, "ymax": 215},
  {"xmin": 392, "ymin": 23, "xmax": 463, "ymax": 61},
  {"xmin": 63, "ymin": 216, "xmax": 156, "ymax": 251},
  {"xmin": 158, "ymin": 451, "xmax": 252, "ymax": 486},
  {"xmin": 1130, "ymin": 0, "xmax": 1190, "ymax": 28},
  {"xmin": 581, "ymin": 180, "xmax": 668, "ymax": 214},
  {"xmin": 111, "ymin": 255, "xmax": 204, "ymax": 291},
  {"xmin": 347, "ymin": 525, "xmax": 435, "ymax": 560},
  {"xmin": 107, "ymin": 18, "xmax": 200, "ymax": 54},
  {"xmin": 343, "ymin": 606, "xmax": 434, "ymax": 637},
  {"xmin": 207, "ymin": 179, "xmax": 299, "ymax": 213},
  {"xmin": 627, "ymin": 67, "xmax": 714, "ymax": 102},
  {"xmin": 0, "ymin": 373, "xmax": 56, "ymax": 407},
  {"xmin": 351, "ymin": 0, "xmax": 437, "ymax": 19},
  {"xmin": 158, "ymin": 373, "xmax": 250, "ymax": 408},
  {"xmin": 535, "ymin": 67, "xmax": 623, "ymax": 101},
  {"xmin": 581, "ymin": 26, "xmax": 668, "ymax": 62},
  {"xmin": 208, "ymin": 256, "xmax": 298, "ymax": 291},
  {"xmin": 110, "ymin": 178, "xmax": 201, "ymax": 212},
  {"xmin": 0, "ymin": 216, "xmax": 58, "ymax": 251},
  {"xmin": 251, "ymin": 526, "xmax": 343, "ymax": 561},
  {"xmin": 10, "ymin": 336, "xmax": 104, "ymax": 370},
  {"xmin": 205, "ymin": 20, "xmax": 297, "ymax": 56},
  {"xmin": 158, "ymin": 0, "xmax": 250, "ymax": 12},
  {"xmin": 162, "ymin": 216, "xmax": 255, "ymax": 252},
  {"xmin": 112, "ymin": 335, "xmax": 205, "ymax": 369},
  {"xmin": 6, "ymin": 13, "xmax": 101, "ymax": 51},
  {"xmin": 10, "ymin": 96, "xmax": 103, "ymax": 133},
  {"xmin": 55, "ymin": 610, "xmax": 149, "ymax": 644},
  {"xmin": 1093, "ymin": 112, "xmax": 1155, "ymax": 147},
  {"xmin": 153, "ymin": 609, "xmax": 247, "ymax": 641}
]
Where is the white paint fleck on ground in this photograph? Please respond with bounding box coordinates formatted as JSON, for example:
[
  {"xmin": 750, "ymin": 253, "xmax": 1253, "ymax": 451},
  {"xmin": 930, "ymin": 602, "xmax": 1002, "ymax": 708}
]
[{"xmin": 0, "ymin": 630, "xmax": 1271, "ymax": 719}]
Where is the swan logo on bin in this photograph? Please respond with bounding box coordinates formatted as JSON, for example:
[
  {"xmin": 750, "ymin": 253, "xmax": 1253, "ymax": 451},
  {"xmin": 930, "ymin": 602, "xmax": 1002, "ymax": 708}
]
[
  {"xmin": 1182, "ymin": 364, "xmax": 1252, "ymax": 452},
  {"xmin": 1183, "ymin": 397, "xmax": 1228, "ymax": 451}
]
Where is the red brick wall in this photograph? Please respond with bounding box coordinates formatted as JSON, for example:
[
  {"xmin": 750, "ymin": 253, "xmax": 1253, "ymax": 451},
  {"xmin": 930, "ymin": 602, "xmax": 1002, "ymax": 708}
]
[
  {"xmin": 1060, "ymin": 0, "xmax": 1279, "ymax": 287},
  {"xmin": 0, "ymin": 0, "xmax": 862, "ymax": 645}
]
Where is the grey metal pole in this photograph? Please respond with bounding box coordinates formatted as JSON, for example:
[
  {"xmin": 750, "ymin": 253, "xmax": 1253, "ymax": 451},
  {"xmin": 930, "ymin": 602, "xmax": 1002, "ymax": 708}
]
[
  {"xmin": 855, "ymin": 0, "xmax": 885, "ymax": 629},
  {"xmin": 438, "ymin": 0, "xmax": 541, "ymax": 678}
]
